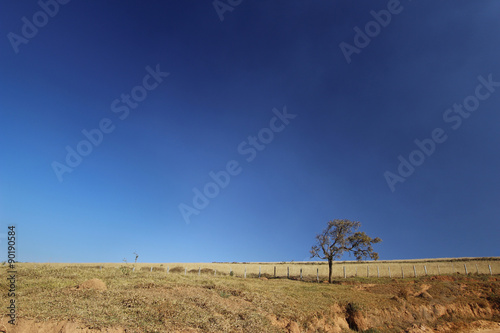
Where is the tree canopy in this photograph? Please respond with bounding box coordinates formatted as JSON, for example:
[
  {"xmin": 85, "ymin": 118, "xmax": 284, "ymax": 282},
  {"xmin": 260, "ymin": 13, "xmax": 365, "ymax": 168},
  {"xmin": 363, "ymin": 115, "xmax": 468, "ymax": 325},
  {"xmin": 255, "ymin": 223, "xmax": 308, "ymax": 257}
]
[{"xmin": 310, "ymin": 219, "xmax": 382, "ymax": 282}]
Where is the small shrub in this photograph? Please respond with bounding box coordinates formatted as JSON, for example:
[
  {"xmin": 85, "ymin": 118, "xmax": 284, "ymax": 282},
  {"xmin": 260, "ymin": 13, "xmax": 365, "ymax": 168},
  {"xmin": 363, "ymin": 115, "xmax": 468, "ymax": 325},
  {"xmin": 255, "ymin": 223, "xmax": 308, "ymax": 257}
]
[
  {"xmin": 219, "ymin": 291, "xmax": 230, "ymax": 298},
  {"xmin": 119, "ymin": 266, "xmax": 131, "ymax": 276},
  {"xmin": 140, "ymin": 267, "xmax": 165, "ymax": 272},
  {"xmin": 397, "ymin": 287, "xmax": 411, "ymax": 300},
  {"xmin": 487, "ymin": 293, "xmax": 500, "ymax": 309},
  {"xmin": 346, "ymin": 302, "xmax": 362, "ymax": 314},
  {"xmin": 169, "ymin": 266, "xmax": 184, "ymax": 273},
  {"xmin": 230, "ymin": 271, "xmax": 234, "ymax": 276},
  {"xmin": 200, "ymin": 268, "xmax": 214, "ymax": 275}
]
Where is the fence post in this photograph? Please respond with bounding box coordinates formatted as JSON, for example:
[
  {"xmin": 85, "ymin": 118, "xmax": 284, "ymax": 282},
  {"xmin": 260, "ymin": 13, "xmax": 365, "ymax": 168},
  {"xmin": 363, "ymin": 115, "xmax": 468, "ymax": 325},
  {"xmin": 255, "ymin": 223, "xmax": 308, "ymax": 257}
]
[
  {"xmin": 437, "ymin": 265, "xmax": 440, "ymax": 275},
  {"xmin": 198, "ymin": 267, "xmax": 201, "ymax": 276},
  {"xmin": 274, "ymin": 266, "xmax": 276, "ymax": 278},
  {"xmin": 413, "ymin": 265, "xmax": 417, "ymax": 278},
  {"xmin": 401, "ymin": 266, "xmax": 404, "ymax": 279},
  {"xmin": 464, "ymin": 264, "xmax": 468, "ymax": 275},
  {"xmin": 424, "ymin": 265, "xmax": 428, "ymax": 276},
  {"xmin": 367, "ymin": 266, "xmax": 369, "ymax": 278},
  {"xmin": 287, "ymin": 267, "xmax": 290, "ymax": 279},
  {"xmin": 214, "ymin": 269, "xmax": 216, "ymax": 276},
  {"xmin": 184, "ymin": 267, "xmax": 187, "ymax": 275},
  {"xmin": 452, "ymin": 263, "xmax": 455, "ymax": 274},
  {"xmin": 355, "ymin": 267, "xmax": 358, "ymax": 277},
  {"xmin": 377, "ymin": 266, "xmax": 380, "ymax": 278},
  {"xmin": 230, "ymin": 267, "xmax": 232, "ymax": 276},
  {"xmin": 259, "ymin": 266, "xmax": 261, "ymax": 278},
  {"xmin": 475, "ymin": 264, "xmax": 479, "ymax": 275},
  {"xmin": 300, "ymin": 268, "xmax": 303, "ymax": 281},
  {"xmin": 150, "ymin": 266, "xmax": 153, "ymax": 272},
  {"xmin": 133, "ymin": 267, "xmax": 135, "ymax": 272},
  {"xmin": 343, "ymin": 266, "xmax": 346, "ymax": 279},
  {"xmin": 317, "ymin": 268, "xmax": 319, "ymax": 283},
  {"xmin": 167, "ymin": 266, "xmax": 169, "ymax": 274},
  {"xmin": 489, "ymin": 264, "xmax": 492, "ymax": 275},
  {"xmin": 388, "ymin": 266, "xmax": 391, "ymax": 278},
  {"xmin": 244, "ymin": 267, "xmax": 247, "ymax": 278}
]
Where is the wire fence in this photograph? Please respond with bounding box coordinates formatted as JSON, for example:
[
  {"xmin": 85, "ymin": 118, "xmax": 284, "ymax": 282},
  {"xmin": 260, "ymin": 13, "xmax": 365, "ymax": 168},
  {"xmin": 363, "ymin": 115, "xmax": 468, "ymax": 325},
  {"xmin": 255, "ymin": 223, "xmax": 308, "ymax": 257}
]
[{"xmin": 85, "ymin": 259, "xmax": 499, "ymax": 282}]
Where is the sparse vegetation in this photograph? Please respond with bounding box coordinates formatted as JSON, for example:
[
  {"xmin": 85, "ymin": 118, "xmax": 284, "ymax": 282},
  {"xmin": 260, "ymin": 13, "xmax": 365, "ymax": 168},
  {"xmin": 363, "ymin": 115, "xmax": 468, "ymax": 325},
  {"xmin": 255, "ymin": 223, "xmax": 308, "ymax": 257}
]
[
  {"xmin": 119, "ymin": 265, "xmax": 131, "ymax": 276},
  {"xmin": 1, "ymin": 261, "xmax": 498, "ymax": 332}
]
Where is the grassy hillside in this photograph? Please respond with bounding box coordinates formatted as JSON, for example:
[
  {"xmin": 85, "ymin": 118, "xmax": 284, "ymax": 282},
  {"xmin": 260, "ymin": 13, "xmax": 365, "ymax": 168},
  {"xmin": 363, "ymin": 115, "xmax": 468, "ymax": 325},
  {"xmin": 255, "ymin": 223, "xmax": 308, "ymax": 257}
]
[{"xmin": 1, "ymin": 261, "xmax": 499, "ymax": 332}]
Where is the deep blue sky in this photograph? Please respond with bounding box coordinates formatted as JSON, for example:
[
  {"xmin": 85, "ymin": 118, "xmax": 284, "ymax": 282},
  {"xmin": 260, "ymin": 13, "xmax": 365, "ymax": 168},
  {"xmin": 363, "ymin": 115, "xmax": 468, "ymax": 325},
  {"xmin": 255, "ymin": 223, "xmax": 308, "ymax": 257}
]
[{"xmin": 1, "ymin": 1, "xmax": 499, "ymax": 263}]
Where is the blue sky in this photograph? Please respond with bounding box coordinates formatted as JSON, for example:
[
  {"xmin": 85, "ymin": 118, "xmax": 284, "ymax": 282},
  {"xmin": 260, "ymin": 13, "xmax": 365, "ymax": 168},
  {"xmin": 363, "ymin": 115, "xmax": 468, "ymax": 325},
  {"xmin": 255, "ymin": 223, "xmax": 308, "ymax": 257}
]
[{"xmin": 1, "ymin": 0, "xmax": 499, "ymax": 263}]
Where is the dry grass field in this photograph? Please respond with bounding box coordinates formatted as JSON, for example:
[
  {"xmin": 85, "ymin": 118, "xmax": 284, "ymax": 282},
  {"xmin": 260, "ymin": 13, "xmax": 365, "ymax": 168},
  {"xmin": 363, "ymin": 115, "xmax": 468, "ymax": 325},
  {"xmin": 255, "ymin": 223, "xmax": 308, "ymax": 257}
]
[
  {"xmin": 1, "ymin": 258, "xmax": 499, "ymax": 333},
  {"xmin": 37, "ymin": 257, "xmax": 500, "ymax": 279}
]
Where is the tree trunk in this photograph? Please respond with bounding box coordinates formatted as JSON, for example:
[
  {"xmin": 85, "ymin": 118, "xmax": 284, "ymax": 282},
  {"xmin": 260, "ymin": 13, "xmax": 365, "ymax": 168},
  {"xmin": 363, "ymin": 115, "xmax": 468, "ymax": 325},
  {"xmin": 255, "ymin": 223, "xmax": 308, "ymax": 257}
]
[{"xmin": 328, "ymin": 258, "xmax": 333, "ymax": 283}]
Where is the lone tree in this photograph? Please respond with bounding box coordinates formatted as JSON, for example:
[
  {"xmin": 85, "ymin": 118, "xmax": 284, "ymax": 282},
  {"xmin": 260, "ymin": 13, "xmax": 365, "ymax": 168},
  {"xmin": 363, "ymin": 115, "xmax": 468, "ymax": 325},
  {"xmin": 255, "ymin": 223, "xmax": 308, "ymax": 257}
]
[{"xmin": 310, "ymin": 219, "xmax": 381, "ymax": 283}]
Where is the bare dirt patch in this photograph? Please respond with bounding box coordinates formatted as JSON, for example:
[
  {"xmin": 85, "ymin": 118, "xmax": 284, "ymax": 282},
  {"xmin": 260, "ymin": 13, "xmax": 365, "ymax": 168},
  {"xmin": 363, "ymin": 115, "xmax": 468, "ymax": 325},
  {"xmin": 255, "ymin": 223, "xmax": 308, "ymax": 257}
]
[
  {"xmin": 75, "ymin": 279, "xmax": 107, "ymax": 291},
  {"xmin": 0, "ymin": 319, "xmax": 124, "ymax": 333}
]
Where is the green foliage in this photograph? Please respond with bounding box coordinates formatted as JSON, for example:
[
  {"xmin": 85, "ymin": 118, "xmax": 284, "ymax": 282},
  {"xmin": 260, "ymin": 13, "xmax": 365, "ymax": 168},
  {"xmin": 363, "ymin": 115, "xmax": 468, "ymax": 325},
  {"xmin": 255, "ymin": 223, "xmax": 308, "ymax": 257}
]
[
  {"xmin": 346, "ymin": 302, "xmax": 362, "ymax": 314},
  {"xmin": 310, "ymin": 219, "xmax": 382, "ymax": 262},
  {"xmin": 219, "ymin": 291, "xmax": 230, "ymax": 298},
  {"xmin": 230, "ymin": 271, "xmax": 234, "ymax": 276},
  {"xmin": 119, "ymin": 265, "xmax": 131, "ymax": 276},
  {"xmin": 1, "ymin": 261, "xmax": 6, "ymax": 266},
  {"xmin": 310, "ymin": 219, "xmax": 382, "ymax": 283}
]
